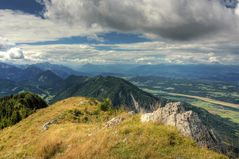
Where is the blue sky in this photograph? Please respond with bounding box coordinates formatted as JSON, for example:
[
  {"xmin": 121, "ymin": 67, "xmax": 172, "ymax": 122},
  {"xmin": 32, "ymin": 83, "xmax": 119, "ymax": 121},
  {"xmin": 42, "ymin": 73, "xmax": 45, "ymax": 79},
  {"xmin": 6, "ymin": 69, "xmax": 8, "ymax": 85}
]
[
  {"xmin": 0, "ymin": 0, "xmax": 239, "ymax": 65},
  {"xmin": 0, "ymin": 0, "xmax": 43, "ymax": 15},
  {"xmin": 20, "ymin": 32, "xmax": 151, "ymax": 46}
]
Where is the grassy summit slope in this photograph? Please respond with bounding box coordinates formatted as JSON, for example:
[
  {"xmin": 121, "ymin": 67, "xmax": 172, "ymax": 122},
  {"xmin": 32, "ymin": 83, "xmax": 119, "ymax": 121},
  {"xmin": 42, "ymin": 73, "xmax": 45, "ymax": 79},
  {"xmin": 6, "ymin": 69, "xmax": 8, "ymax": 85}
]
[{"xmin": 0, "ymin": 97, "xmax": 227, "ymax": 159}]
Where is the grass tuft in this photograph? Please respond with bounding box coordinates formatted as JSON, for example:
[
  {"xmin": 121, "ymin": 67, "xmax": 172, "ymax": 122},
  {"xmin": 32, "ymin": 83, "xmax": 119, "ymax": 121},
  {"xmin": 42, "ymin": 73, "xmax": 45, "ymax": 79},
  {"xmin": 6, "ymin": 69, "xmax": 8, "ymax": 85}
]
[{"xmin": 37, "ymin": 140, "xmax": 63, "ymax": 159}]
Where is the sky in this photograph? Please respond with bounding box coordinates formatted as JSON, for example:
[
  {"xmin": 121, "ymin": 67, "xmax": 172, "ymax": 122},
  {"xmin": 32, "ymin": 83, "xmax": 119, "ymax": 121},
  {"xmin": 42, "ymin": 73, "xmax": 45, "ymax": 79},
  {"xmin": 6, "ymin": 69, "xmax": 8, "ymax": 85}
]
[{"xmin": 0, "ymin": 0, "xmax": 239, "ymax": 66}]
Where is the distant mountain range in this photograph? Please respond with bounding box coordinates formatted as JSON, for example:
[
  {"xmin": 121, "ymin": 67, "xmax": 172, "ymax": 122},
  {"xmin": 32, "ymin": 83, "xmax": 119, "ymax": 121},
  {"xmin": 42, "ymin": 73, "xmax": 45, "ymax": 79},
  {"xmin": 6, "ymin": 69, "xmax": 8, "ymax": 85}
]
[
  {"xmin": 78, "ymin": 64, "xmax": 239, "ymax": 83},
  {"xmin": 1, "ymin": 62, "xmax": 239, "ymax": 83},
  {"xmin": 29, "ymin": 62, "xmax": 87, "ymax": 78},
  {"xmin": 0, "ymin": 62, "xmax": 165, "ymax": 109},
  {"xmin": 0, "ymin": 71, "xmax": 165, "ymax": 111},
  {"xmin": 0, "ymin": 62, "xmax": 87, "ymax": 80},
  {"xmin": 0, "ymin": 62, "xmax": 239, "ymax": 102}
]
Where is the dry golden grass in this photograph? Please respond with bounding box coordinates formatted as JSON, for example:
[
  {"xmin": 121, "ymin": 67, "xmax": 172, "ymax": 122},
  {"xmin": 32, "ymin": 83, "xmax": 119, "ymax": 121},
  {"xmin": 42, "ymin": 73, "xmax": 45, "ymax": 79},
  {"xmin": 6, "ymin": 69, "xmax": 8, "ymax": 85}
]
[
  {"xmin": 0, "ymin": 97, "xmax": 228, "ymax": 159},
  {"xmin": 37, "ymin": 139, "xmax": 63, "ymax": 159}
]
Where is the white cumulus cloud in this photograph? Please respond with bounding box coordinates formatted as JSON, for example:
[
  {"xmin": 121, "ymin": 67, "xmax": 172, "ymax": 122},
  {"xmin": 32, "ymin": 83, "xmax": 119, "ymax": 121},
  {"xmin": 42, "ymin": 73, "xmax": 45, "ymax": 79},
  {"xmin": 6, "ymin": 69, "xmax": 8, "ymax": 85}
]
[
  {"xmin": 0, "ymin": 37, "xmax": 25, "ymax": 61},
  {"xmin": 7, "ymin": 48, "xmax": 25, "ymax": 59}
]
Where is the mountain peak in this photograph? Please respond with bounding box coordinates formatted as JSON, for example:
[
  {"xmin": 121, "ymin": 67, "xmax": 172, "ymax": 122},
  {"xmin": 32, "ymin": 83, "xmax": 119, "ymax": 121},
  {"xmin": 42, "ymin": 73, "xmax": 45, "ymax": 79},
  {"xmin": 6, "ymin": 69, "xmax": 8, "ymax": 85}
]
[
  {"xmin": 37, "ymin": 70, "xmax": 62, "ymax": 82},
  {"xmin": 54, "ymin": 76, "xmax": 165, "ymax": 111}
]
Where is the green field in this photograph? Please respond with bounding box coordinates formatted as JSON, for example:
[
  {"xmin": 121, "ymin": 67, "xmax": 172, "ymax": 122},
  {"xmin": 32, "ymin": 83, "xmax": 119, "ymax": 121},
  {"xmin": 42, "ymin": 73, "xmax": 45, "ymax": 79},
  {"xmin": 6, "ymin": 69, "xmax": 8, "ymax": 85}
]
[
  {"xmin": 139, "ymin": 87, "xmax": 239, "ymax": 147},
  {"xmin": 129, "ymin": 76, "xmax": 239, "ymax": 104},
  {"xmin": 160, "ymin": 94, "xmax": 239, "ymax": 124},
  {"xmin": 129, "ymin": 76, "xmax": 239, "ymax": 125},
  {"xmin": 139, "ymin": 86, "xmax": 239, "ymax": 124}
]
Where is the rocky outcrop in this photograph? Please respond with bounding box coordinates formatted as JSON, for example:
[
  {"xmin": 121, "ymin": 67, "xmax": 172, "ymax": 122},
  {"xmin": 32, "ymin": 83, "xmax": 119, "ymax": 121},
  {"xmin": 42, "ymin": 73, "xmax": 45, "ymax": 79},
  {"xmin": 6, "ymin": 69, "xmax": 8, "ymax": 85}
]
[
  {"xmin": 141, "ymin": 102, "xmax": 220, "ymax": 151},
  {"xmin": 105, "ymin": 116, "xmax": 125, "ymax": 128},
  {"xmin": 42, "ymin": 119, "xmax": 58, "ymax": 131}
]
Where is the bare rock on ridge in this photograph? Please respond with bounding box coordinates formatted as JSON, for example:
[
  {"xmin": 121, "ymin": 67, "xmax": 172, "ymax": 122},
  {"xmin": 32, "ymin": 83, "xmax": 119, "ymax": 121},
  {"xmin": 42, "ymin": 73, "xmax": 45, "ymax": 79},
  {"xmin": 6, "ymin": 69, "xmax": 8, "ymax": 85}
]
[
  {"xmin": 141, "ymin": 102, "xmax": 219, "ymax": 150},
  {"xmin": 105, "ymin": 116, "xmax": 125, "ymax": 128}
]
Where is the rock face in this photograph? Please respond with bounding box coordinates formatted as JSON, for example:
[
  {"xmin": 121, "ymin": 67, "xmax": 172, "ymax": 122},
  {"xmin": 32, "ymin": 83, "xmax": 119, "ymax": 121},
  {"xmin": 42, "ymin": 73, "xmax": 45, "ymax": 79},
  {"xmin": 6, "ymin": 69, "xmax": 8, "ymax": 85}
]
[
  {"xmin": 141, "ymin": 102, "xmax": 220, "ymax": 150},
  {"xmin": 105, "ymin": 117, "xmax": 125, "ymax": 128}
]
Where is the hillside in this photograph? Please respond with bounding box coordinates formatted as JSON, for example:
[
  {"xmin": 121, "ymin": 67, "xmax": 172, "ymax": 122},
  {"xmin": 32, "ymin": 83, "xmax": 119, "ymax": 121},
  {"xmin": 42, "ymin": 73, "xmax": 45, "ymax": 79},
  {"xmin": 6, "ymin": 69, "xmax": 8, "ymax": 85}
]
[
  {"xmin": 20, "ymin": 66, "xmax": 43, "ymax": 81},
  {"xmin": 0, "ymin": 97, "xmax": 227, "ymax": 159},
  {"xmin": 54, "ymin": 76, "xmax": 166, "ymax": 112},
  {"xmin": 0, "ymin": 92, "xmax": 47, "ymax": 129},
  {"xmin": 32, "ymin": 70, "xmax": 64, "ymax": 92},
  {"xmin": 0, "ymin": 62, "xmax": 23, "ymax": 81}
]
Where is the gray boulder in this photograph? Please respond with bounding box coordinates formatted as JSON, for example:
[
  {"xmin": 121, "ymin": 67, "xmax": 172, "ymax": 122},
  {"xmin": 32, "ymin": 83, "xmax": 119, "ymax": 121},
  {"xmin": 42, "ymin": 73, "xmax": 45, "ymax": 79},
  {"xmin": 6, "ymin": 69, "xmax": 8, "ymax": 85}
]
[{"xmin": 141, "ymin": 102, "xmax": 219, "ymax": 150}]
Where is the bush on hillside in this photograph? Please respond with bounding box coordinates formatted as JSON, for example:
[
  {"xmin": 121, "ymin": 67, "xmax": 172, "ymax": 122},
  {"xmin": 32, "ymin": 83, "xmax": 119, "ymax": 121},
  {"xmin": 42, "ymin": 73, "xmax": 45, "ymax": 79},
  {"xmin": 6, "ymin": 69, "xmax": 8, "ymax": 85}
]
[{"xmin": 98, "ymin": 98, "xmax": 112, "ymax": 112}]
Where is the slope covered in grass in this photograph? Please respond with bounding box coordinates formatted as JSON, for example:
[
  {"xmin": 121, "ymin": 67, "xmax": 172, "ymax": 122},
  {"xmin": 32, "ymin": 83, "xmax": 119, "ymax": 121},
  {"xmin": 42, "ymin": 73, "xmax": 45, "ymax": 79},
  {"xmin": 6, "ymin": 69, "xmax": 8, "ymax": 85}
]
[{"xmin": 0, "ymin": 97, "xmax": 227, "ymax": 159}]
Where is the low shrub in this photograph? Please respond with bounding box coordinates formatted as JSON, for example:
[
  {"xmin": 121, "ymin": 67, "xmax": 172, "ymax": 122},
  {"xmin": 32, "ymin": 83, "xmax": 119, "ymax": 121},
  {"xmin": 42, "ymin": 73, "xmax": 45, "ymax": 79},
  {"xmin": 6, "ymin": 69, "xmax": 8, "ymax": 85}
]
[{"xmin": 98, "ymin": 98, "xmax": 112, "ymax": 112}]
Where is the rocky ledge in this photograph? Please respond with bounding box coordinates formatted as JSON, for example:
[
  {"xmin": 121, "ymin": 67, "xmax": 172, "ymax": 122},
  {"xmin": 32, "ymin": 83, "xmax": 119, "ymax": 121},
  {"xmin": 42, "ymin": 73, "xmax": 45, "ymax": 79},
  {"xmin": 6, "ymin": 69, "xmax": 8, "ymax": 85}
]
[{"xmin": 141, "ymin": 102, "xmax": 221, "ymax": 152}]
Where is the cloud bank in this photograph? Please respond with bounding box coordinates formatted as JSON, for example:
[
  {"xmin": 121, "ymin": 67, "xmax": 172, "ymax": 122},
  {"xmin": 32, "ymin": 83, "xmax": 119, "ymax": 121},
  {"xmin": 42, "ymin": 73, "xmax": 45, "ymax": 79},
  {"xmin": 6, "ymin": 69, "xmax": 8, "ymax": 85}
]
[
  {"xmin": 0, "ymin": 0, "xmax": 239, "ymax": 65},
  {"xmin": 42, "ymin": 0, "xmax": 239, "ymax": 40},
  {"xmin": 0, "ymin": 38, "xmax": 15, "ymax": 51},
  {"xmin": 0, "ymin": 38, "xmax": 24, "ymax": 61},
  {"xmin": 0, "ymin": 10, "xmax": 102, "ymax": 43},
  {"xmin": 19, "ymin": 41, "xmax": 239, "ymax": 65}
]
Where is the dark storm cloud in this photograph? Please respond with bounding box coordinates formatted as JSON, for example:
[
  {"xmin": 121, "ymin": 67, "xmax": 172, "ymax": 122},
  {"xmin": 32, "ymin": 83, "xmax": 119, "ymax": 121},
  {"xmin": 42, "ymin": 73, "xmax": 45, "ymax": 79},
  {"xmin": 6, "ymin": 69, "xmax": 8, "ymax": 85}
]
[{"xmin": 41, "ymin": 0, "xmax": 239, "ymax": 41}]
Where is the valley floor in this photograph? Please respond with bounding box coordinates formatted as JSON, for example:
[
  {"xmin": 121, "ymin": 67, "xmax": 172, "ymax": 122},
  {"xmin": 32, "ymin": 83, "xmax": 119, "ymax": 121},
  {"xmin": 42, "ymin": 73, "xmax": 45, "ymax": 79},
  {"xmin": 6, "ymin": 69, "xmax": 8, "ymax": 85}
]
[{"xmin": 168, "ymin": 93, "xmax": 239, "ymax": 109}]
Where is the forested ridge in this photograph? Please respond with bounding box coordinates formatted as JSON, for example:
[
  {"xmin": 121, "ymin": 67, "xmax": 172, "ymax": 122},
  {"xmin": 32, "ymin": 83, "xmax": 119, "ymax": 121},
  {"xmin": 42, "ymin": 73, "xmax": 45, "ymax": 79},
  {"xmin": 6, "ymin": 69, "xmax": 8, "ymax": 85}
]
[{"xmin": 0, "ymin": 92, "xmax": 47, "ymax": 129}]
